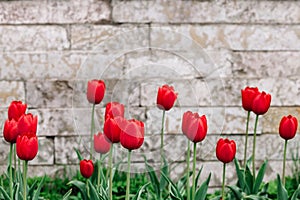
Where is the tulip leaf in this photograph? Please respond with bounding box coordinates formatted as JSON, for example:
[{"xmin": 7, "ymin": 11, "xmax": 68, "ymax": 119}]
[
  {"xmin": 13, "ymin": 183, "xmax": 21, "ymax": 200},
  {"xmin": 74, "ymin": 148, "xmax": 83, "ymax": 162},
  {"xmin": 68, "ymin": 180, "xmax": 88, "ymax": 200},
  {"xmin": 227, "ymin": 185, "xmax": 243, "ymax": 200},
  {"xmin": 161, "ymin": 172, "xmax": 183, "ymax": 200},
  {"xmin": 291, "ymin": 184, "xmax": 300, "ymax": 200},
  {"xmin": 277, "ymin": 174, "xmax": 288, "ymax": 200},
  {"xmin": 88, "ymin": 179, "xmax": 100, "ymax": 200},
  {"xmin": 253, "ymin": 160, "xmax": 267, "ymax": 193},
  {"xmin": 160, "ymin": 156, "xmax": 169, "ymax": 191},
  {"xmin": 234, "ymin": 158, "xmax": 246, "ymax": 190},
  {"xmin": 195, "ymin": 166, "xmax": 203, "ymax": 189},
  {"xmin": 63, "ymin": 189, "xmax": 72, "ymax": 200},
  {"xmin": 195, "ymin": 172, "xmax": 211, "ymax": 200},
  {"xmin": 32, "ymin": 176, "xmax": 46, "ymax": 200},
  {"xmin": 245, "ymin": 164, "xmax": 253, "ymax": 194},
  {"xmin": 144, "ymin": 157, "xmax": 160, "ymax": 198},
  {"xmin": 133, "ymin": 182, "xmax": 150, "ymax": 200},
  {"xmin": 28, "ymin": 179, "xmax": 38, "ymax": 198},
  {"xmin": 0, "ymin": 186, "xmax": 10, "ymax": 200}
]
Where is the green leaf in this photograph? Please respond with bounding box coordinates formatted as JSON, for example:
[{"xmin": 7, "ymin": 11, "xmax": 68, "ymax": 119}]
[
  {"xmin": 32, "ymin": 176, "xmax": 46, "ymax": 200},
  {"xmin": 161, "ymin": 172, "xmax": 183, "ymax": 200},
  {"xmin": 234, "ymin": 158, "xmax": 246, "ymax": 190},
  {"xmin": 133, "ymin": 182, "xmax": 150, "ymax": 200},
  {"xmin": 245, "ymin": 165, "xmax": 253, "ymax": 194},
  {"xmin": 144, "ymin": 157, "xmax": 160, "ymax": 198},
  {"xmin": 195, "ymin": 166, "xmax": 203, "ymax": 188},
  {"xmin": 253, "ymin": 160, "xmax": 267, "ymax": 193},
  {"xmin": 88, "ymin": 179, "xmax": 100, "ymax": 200},
  {"xmin": 194, "ymin": 173, "xmax": 211, "ymax": 200},
  {"xmin": 227, "ymin": 185, "xmax": 243, "ymax": 200},
  {"xmin": 63, "ymin": 189, "xmax": 72, "ymax": 200},
  {"xmin": 277, "ymin": 174, "xmax": 288, "ymax": 200},
  {"xmin": 160, "ymin": 156, "xmax": 169, "ymax": 191},
  {"xmin": 74, "ymin": 148, "xmax": 83, "ymax": 162},
  {"xmin": 68, "ymin": 180, "xmax": 88, "ymax": 200},
  {"xmin": 13, "ymin": 183, "xmax": 20, "ymax": 200},
  {"xmin": 0, "ymin": 186, "xmax": 11, "ymax": 200},
  {"xmin": 28, "ymin": 179, "xmax": 38, "ymax": 198},
  {"xmin": 291, "ymin": 184, "xmax": 300, "ymax": 200}
]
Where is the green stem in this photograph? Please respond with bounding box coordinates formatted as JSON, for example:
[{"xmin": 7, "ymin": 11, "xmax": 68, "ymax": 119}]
[
  {"xmin": 243, "ymin": 111, "xmax": 251, "ymax": 167},
  {"xmin": 23, "ymin": 160, "xmax": 28, "ymax": 200},
  {"xmin": 86, "ymin": 180, "xmax": 90, "ymax": 198},
  {"xmin": 13, "ymin": 145, "xmax": 16, "ymax": 179},
  {"xmin": 222, "ymin": 163, "xmax": 226, "ymax": 200},
  {"xmin": 90, "ymin": 104, "xmax": 95, "ymax": 160},
  {"xmin": 9, "ymin": 143, "xmax": 13, "ymax": 200},
  {"xmin": 282, "ymin": 140, "xmax": 288, "ymax": 186},
  {"xmin": 160, "ymin": 110, "xmax": 166, "ymax": 163},
  {"xmin": 252, "ymin": 115, "xmax": 259, "ymax": 180},
  {"xmin": 125, "ymin": 150, "xmax": 132, "ymax": 200},
  {"xmin": 186, "ymin": 140, "xmax": 190, "ymax": 200},
  {"xmin": 191, "ymin": 142, "xmax": 197, "ymax": 200},
  {"xmin": 108, "ymin": 144, "xmax": 113, "ymax": 200},
  {"xmin": 97, "ymin": 154, "xmax": 102, "ymax": 190}
]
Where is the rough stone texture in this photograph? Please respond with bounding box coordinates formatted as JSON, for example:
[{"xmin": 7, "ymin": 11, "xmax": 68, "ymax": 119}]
[
  {"xmin": 113, "ymin": 0, "xmax": 300, "ymax": 24},
  {"xmin": 0, "ymin": 0, "xmax": 299, "ymax": 189}
]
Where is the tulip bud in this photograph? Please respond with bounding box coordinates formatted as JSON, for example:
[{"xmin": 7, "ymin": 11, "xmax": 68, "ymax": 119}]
[
  {"xmin": 8, "ymin": 101, "xmax": 27, "ymax": 121},
  {"xmin": 216, "ymin": 138, "xmax": 236, "ymax": 164},
  {"xmin": 120, "ymin": 119, "xmax": 144, "ymax": 151},
  {"xmin": 105, "ymin": 102, "xmax": 125, "ymax": 120},
  {"xmin": 3, "ymin": 119, "xmax": 19, "ymax": 143},
  {"xmin": 86, "ymin": 80, "xmax": 106, "ymax": 104},
  {"xmin": 16, "ymin": 133, "xmax": 38, "ymax": 161},
  {"xmin": 80, "ymin": 159, "xmax": 94, "ymax": 178},
  {"xmin": 103, "ymin": 116, "xmax": 124, "ymax": 143},
  {"xmin": 279, "ymin": 115, "xmax": 298, "ymax": 140},
  {"xmin": 252, "ymin": 91, "xmax": 271, "ymax": 115},
  {"xmin": 18, "ymin": 113, "xmax": 38, "ymax": 136},
  {"xmin": 241, "ymin": 87, "xmax": 259, "ymax": 112},
  {"xmin": 94, "ymin": 132, "xmax": 111, "ymax": 154},
  {"xmin": 182, "ymin": 111, "xmax": 208, "ymax": 143},
  {"xmin": 156, "ymin": 85, "xmax": 177, "ymax": 111}
]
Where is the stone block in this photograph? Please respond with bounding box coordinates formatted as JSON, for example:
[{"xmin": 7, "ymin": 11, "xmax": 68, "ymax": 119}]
[{"xmin": 0, "ymin": 81, "xmax": 25, "ymax": 108}]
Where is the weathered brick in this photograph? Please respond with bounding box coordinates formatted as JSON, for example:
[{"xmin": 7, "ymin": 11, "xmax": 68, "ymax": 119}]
[
  {"xmin": 31, "ymin": 137, "xmax": 54, "ymax": 165},
  {"xmin": 0, "ymin": 26, "xmax": 69, "ymax": 51},
  {"xmin": 0, "ymin": 81, "xmax": 25, "ymax": 108},
  {"xmin": 150, "ymin": 25, "xmax": 300, "ymax": 51},
  {"xmin": 71, "ymin": 25, "xmax": 149, "ymax": 51},
  {"xmin": 113, "ymin": 0, "xmax": 300, "ymax": 24}
]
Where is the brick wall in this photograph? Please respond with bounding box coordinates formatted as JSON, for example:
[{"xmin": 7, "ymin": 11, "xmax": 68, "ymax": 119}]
[{"xmin": 0, "ymin": 0, "xmax": 300, "ymax": 189}]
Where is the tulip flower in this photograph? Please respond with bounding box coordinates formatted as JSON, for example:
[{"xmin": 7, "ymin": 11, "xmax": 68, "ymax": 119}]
[
  {"xmin": 80, "ymin": 159, "xmax": 94, "ymax": 179},
  {"xmin": 105, "ymin": 102, "xmax": 125, "ymax": 120},
  {"xmin": 17, "ymin": 113, "xmax": 38, "ymax": 135},
  {"xmin": 3, "ymin": 119, "xmax": 19, "ymax": 144},
  {"xmin": 241, "ymin": 87, "xmax": 259, "ymax": 166},
  {"xmin": 182, "ymin": 111, "xmax": 208, "ymax": 200},
  {"xmin": 86, "ymin": 79, "xmax": 106, "ymax": 105},
  {"xmin": 216, "ymin": 138, "xmax": 236, "ymax": 200},
  {"xmin": 8, "ymin": 101, "xmax": 27, "ymax": 121},
  {"xmin": 251, "ymin": 91, "xmax": 271, "ymax": 177},
  {"xmin": 279, "ymin": 115, "xmax": 298, "ymax": 185},
  {"xmin": 16, "ymin": 132, "xmax": 39, "ymax": 200},
  {"xmin": 86, "ymin": 79, "xmax": 106, "ymax": 160},
  {"xmin": 120, "ymin": 119, "xmax": 144, "ymax": 200}
]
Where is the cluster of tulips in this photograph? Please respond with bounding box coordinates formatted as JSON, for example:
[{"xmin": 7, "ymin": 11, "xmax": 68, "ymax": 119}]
[{"xmin": 3, "ymin": 101, "xmax": 38, "ymax": 200}]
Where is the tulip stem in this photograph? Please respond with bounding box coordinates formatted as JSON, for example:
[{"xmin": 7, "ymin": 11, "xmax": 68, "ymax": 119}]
[
  {"xmin": 243, "ymin": 111, "xmax": 250, "ymax": 167},
  {"xmin": 191, "ymin": 142, "xmax": 197, "ymax": 200},
  {"xmin": 23, "ymin": 160, "xmax": 28, "ymax": 200},
  {"xmin": 282, "ymin": 139, "xmax": 288, "ymax": 186},
  {"xmin": 186, "ymin": 140, "xmax": 190, "ymax": 200},
  {"xmin": 222, "ymin": 163, "xmax": 226, "ymax": 200},
  {"xmin": 90, "ymin": 104, "xmax": 95, "ymax": 160},
  {"xmin": 13, "ymin": 144, "xmax": 16, "ymax": 178},
  {"xmin": 97, "ymin": 154, "xmax": 102, "ymax": 191},
  {"xmin": 125, "ymin": 150, "xmax": 132, "ymax": 200},
  {"xmin": 108, "ymin": 144, "xmax": 113, "ymax": 200},
  {"xmin": 160, "ymin": 110, "xmax": 166, "ymax": 162},
  {"xmin": 9, "ymin": 143, "xmax": 13, "ymax": 200},
  {"xmin": 252, "ymin": 114, "xmax": 259, "ymax": 180}
]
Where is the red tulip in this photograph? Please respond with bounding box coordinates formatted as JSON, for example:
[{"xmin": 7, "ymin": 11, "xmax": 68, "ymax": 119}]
[
  {"xmin": 279, "ymin": 115, "xmax": 298, "ymax": 140},
  {"xmin": 103, "ymin": 116, "xmax": 124, "ymax": 143},
  {"xmin": 216, "ymin": 138, "xmax": 236, "ymax": 164},
  {"xmin": 16, "ymin": 133, "xmax": 38, "ymax": 161},
  {"xmin": 252, "ymin": 91, "xmax": 271, "ymax": 115},
  {"xmin": 182, "ymin": 111, "xmax": 208, "ymax": 143},
  {"xmin": 156, "ymin": 85, "xmax": 177, "ymax": 111},
  {"xmin": 94, "ymin": 132, "xmax": 111, "ymax": 154},
  {"xmin": 86, "ymin": 79, "xmax": 106, "ymax": 104},
  {"xmin": 241, "ymin": 87, "xmax": 259, "ymax": 112},
  {"xmin": 18, "ymin": 113, "xmax": 38, "ymax": 135},
  {"xmin": 8, "ymin": 101, "xmax": 27, "ymax": 121},
  {"xmin": 105, "ymin": 102, "xmax": 125, "ymax": 120},
  {"xmin": 3, "ymin": 119, "xmax": 19, "ymax": 143},
  {"xmin": 80, "ymin": 159, "xmax": 94, "ymax": 178},
  {"xmin": 120, "ymin": 119, "xmax": 144, "ymax": 151}
]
